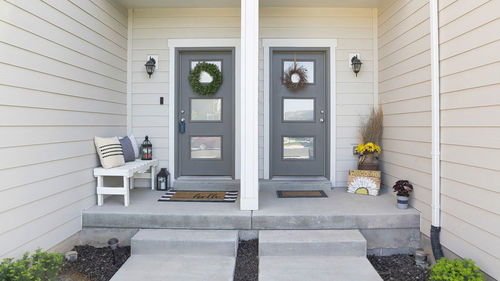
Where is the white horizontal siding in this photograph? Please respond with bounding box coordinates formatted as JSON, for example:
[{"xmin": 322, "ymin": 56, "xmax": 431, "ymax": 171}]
[
  {"xmin": 130, "ymin": 7, "xmax": 376, "ymax": 185},
  {"xmin": 377, "ymin": 0, "xmax": 432, "ymax": 236},
  {"xmin": 0, "ymin": 0, "xmax": 127, "ymax": 259},
  {"xmin": 380, "ymin": 0, "xmax": 500, "ymax": 278},
  {"xmin": 437, "ymin": 0, "xmax": 500, "ymax": 278}
]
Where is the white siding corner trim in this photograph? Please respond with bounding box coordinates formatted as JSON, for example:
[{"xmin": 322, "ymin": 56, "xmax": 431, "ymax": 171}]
[
  {"xmin": 262, "ymin": 39, "xmax": 338, "ymax": 184},
  {"xmin": 167, "ymin": 39, "xmax": 242, "ymax": 186}
]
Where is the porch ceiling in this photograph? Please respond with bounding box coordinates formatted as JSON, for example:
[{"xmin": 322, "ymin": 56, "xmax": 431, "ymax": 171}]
[{"xmin": 113, "ymin": 0, "xmax": 385, "ymax": 8}]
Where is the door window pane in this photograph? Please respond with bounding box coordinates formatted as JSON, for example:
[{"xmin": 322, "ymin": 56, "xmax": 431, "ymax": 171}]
[
  {"xmin": 283, "ymin": 137, "xmax": 314, "ymax": 160},
  {"xmin": 283, "ymin": 99, "xmax": 314, "ymax": 121},
  {"xmin": 191, "ymin": 137, "xmax": 222, "ymax": 159},
  {"xmin": 191, "ymin": 99, "xmax": 222, "ymax": 121},
  {"xmin": 283, "ymin": 61, "xmax": 314, "ymax": 83}
]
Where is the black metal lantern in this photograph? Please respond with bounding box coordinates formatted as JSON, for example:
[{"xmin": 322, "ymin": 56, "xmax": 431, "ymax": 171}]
[
  {"xmin": 141, "ymin": 135, "xmax": 152, "ymax": 160},
  {"xmin": 351, "ymin": 55, "xmax": 362, "ymax": 76},
  {"xmin": 145, "ymin": 57, "xmax": 156, "ymax": 78},
  {"xmin": 156, "ymin": 168, "xmax": 170, "ymax": 191}
]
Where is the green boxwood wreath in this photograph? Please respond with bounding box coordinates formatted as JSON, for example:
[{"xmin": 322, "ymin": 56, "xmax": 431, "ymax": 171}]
[{"xmin": 188, "ymin": 62, "xmax": 223, "ymax": 96}]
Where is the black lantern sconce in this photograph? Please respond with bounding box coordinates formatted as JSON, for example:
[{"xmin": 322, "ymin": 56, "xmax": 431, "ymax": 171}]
[
  {"xmin": 351, "ymin": 55, "xmax": 362, "ymax": 76},
  {"xmin": 145, "ymin": 57, "xmax": 156, "ymax": 78},
  {"xmin": 141, "ymin": 135, "xmax": 152, "ymax": 160}
]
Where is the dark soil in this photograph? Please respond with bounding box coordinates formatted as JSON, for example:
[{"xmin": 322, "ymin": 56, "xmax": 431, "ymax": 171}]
[
  {"xmin": 234, "ymin": 239, "xmax": 258, "ymax": 281},
  {"xmin": 60, "ymin": 245, "xmax": 130, "ymax": 281},
  {"xmin": 368, "ymin": 254, "xmax": 430, "ymax": 281}
]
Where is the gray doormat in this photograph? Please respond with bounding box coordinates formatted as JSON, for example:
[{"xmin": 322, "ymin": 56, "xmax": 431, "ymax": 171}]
[
  {"xmin": 158, "ymin": 190, "xmax": 238, "ymax": 202},
  {"xmin": 277, "ymin": 190, "xmax": 328, "ymax": 198}
]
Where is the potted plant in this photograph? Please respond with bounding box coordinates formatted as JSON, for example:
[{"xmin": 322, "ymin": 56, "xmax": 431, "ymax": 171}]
[
  {"xmin": 430, "ymin": 258, "xmax": 484, "ymax": 281},
  {"xmin": 356, "ymin": 108, "xmax": 383, "ymax": 170},
  {"xmin": 392, "ymin": 180, "xmax": 413, "ymax": 209}
]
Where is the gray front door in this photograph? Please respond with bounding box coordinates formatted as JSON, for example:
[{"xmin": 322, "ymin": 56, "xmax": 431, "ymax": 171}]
[
  {"xmin": 177, "ymin": 49, "xmax": 234, "ymax": 177},
  {"xmin": 271, "ymin": 50, "xmax": 329, "ymax": 176}
]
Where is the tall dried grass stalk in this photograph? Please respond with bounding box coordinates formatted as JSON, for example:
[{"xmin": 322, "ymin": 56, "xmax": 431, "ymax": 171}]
[{"xmin": 359, "ymin": 107, "xmax": 383, "ymax": 144}]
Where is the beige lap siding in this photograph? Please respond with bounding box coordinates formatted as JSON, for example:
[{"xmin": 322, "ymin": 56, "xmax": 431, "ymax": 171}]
[
  {"xmin": 379, "ymin": 0, "xmax": 500, "ymax": 278},
  {"xmin": 438, "ymin": 0, "xmax": 500, "ymax": 278},
  {"xmin": 0, "ymin": 0, "xmax": 127, "ymax": 259},
  {"xmin": 130, "ymin": 7, "xmax": 376, "ymax": 186}
]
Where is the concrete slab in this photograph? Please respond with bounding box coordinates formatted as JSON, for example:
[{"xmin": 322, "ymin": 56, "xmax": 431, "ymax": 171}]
[
  {"xmin": 253, "ymin": 188, "xmax": 420, "ymax": 230},
  {"xmin": 82, "ymin": 189, "xmax": 251, "ymax": 229},
  {"xmin": 82, "ymin": 187, "xmax": 420, "ymax": 253},
  {"xmin": 132, "ymin": 229, "xmax": 238, "ymax": 256},
  {"xmin": 110, "ymin": 255, "xmax": 235, "ymax": 281},
  {"xmin": 259, "ymin": 230, "xmax": 366, "ymax": 256},
  {"xmin": 259, "ymin": 256, "xmax": 382, "ymax": 281}
]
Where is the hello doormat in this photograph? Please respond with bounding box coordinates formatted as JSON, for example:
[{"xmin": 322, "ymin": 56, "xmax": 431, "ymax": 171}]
[
  {"xmin": 158, "ymin": 190, "xmax": 238, "ymax": 202},
  {"xmin": 277, "ymin": 190, "xmax": 328, "ymax": 198}
]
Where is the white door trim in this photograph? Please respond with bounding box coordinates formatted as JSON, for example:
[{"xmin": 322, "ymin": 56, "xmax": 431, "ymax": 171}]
[
  {"xmin": 168, "ymin": 39, "xmax": 241, "ymax": 186},
  {"xmin": 262, "ymin": 39, "xmax": 338, "ymax": 186}
]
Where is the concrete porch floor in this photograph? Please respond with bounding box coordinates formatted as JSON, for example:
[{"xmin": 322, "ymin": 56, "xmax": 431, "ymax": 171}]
[{"xmin": 82, "ymin": 187, "xmax": 420, "ymax": 254}]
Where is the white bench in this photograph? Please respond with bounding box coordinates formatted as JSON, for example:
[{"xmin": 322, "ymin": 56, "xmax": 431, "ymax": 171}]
[{"xmin": 93, "ymin": 159, "xmax": 159, "ymax": 206}]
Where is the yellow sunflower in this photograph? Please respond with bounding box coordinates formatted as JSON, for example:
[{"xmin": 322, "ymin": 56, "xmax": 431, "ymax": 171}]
[
  {"xmin": 355, "ymin": 143, "xmax": 366, "ymax": 153},
  {"xmin": 365, "ymin": 142, "xmax": 375, "ymax": 152},
  {"xmin": 374, "ymin": 145, "xmax": 382, "ymax": 153}
]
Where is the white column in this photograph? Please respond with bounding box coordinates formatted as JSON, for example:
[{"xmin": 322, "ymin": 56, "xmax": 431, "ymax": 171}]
[{"xmin": 240, "ymin": 0, "xmax": 259, "ymax": 210}]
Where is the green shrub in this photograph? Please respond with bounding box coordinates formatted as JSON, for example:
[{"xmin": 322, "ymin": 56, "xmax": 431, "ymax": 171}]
[
  {"xmin": 0, "ymin": 248, "xmax": 63, "ymax": 281},
  {"xmin": 430, "ymin": 258, "xmax": 484, "ymax": 281}
]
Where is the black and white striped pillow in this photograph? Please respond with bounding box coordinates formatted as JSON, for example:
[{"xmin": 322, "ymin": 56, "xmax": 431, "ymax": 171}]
[{"xmin": 94, "ymin": 137, "xmax": 125, "ymax": 169}]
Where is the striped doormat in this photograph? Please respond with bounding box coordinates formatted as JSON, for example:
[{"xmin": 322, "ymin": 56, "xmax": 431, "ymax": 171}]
[{"xmin": 158, "ymin": 190, "xmax": 238, "ymax": 203}]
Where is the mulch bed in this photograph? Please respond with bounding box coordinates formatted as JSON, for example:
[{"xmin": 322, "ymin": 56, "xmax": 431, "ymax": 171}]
[
  {"xmin": 59, "ymin": 245, "xmax": 130, "ymax": 281},
  {"xmin": 58, "ymin": 242, "xmax": 427, "ymax": 281},
  {"xmin": 234, "ymin": 239, "xmax": 258, "ymax": 281},
  {"xmin": 368, "ymin": 254, "xmax": 430, "ymax": 281}
]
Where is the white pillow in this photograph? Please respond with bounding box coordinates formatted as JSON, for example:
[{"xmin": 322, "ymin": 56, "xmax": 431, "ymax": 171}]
[{"xmin": 94, "ymin": 137, "xmax": 125, "ymax": 169}]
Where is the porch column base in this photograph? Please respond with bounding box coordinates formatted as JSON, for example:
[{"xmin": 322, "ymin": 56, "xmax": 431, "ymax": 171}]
[{"xmin": 240, "ymin": 197, "xmax": 259, "ymax": 211}]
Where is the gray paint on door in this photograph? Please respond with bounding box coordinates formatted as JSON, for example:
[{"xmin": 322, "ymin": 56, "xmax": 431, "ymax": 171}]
[
  {"xmin": 176, "ymin": 49, "xmax": 235, "ymax": 177},
  {"xmin": 270, "ymin": 49, "xmax": 329, "ymax": 176}
]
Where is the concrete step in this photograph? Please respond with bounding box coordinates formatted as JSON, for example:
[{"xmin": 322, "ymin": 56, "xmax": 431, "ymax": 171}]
[
  {"xmin": 259, "ymin": 256, "xmax": 382, "ymax": 281},
  {"xmin": 259, "ymin": 179, "xmax": 332, "ymax": 189},
  {"xmin": 259, "ymin": 230, "xmax": 366, "ymax": 256},
  {"xmin": 173, "ymin": 179, "xmax": 239, "ymax": 190},
  {"xmin": 131, "ymin": 229, "xmax": 239, "ymax": 257},
  {"xmin": 111, "ymin": 255, "xmax": 235, "ymax": 281}
]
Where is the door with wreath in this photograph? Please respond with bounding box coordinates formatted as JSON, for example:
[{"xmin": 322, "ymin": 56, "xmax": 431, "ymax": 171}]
[
  {"xmin": 176, "ymin": 49, "xmax": 235, "ymax": 177},
  {"xmin": 270, "ymin": 49, "xmax": 329, "ymax": 177}
]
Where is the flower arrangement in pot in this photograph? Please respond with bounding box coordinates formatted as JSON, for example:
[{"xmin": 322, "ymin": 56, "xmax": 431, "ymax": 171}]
[
  {"xmin": 356, "ymin": 108, "xmax": 383, "ymax": 170},
  {"xmin": 393, "ymin": 180, "xmax": 413, "ymax": 209}
]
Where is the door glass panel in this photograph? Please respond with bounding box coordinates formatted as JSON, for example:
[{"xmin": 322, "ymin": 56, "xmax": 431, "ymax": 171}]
[
  {"xmin": 191, "ymin": 136, "xmax": 222, "ymax": 159},
  {"xmin": 283, "ymin": 61, "xmax": 314, "ymax": 83},
  {"xmin": 283, "ymin": 137, "xmax": 314, "ymax": 160},
  {"xmin": 191, "ymin": 99, "xmax": 222, "ymax": 121},
  {"xmin": 283, "ymin": 99, "xmax": 314, "ymax": 121}
]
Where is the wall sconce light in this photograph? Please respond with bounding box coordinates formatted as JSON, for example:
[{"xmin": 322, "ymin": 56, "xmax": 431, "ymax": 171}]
[
  {"xmin": 145, "ymin": 57, "xmax": 156, "ymax": 78},
  {"xmin": 351, "ymin": 55, "xmax": 362, "ymax": 77}
]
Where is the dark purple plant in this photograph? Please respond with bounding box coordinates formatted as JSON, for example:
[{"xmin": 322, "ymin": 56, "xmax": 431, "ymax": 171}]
[{"xmin": 393, "ymin": 180, "xmax": 413, "ymax": 197}]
